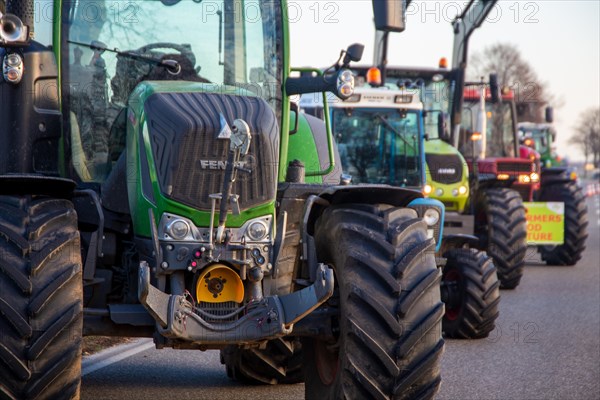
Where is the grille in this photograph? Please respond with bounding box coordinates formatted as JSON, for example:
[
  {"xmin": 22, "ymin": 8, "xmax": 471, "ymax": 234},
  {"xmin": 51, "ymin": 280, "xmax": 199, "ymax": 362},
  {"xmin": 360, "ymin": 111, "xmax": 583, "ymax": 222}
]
[
  {"xmin": 442, "ymin": 201, "xmax": 458, "ymax": 211},
  {"xmin": 426, "ymin": 153, "xmax": 463, "ymax": 184},
  {"xmin": 145, "ymin": 92, "xmax": 279, "ymax": 211},
  {"xmin": 497, "ymin": 162, "xmax": 532, "ymax": 173},
  {"xmin": 196, "ymin": 301, "xmax": 240, "ymax": 323}
]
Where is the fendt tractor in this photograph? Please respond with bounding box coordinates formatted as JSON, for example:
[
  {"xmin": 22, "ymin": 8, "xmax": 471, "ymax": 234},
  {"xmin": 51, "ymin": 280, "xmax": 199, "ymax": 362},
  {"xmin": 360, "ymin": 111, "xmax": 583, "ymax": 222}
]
[
  {"xmin": 518, "ymin": 109, "xmax": 589, "ymax": 265},
  {"xmin": 350, "ymin": 0, "xmax": 530, "ymax": 290},
  {"xmin": 0, "ymin": 1, "xmax": 446, "ymax": 399},
  {"xmin": 300, "ymin": 75, "xmax": 501, "ymax": 340}
]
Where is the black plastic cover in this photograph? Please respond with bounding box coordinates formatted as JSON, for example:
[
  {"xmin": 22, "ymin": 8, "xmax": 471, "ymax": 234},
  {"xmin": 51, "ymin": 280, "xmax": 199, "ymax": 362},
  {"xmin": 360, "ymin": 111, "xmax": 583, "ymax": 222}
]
[
  {"xmin": 144, "ymin": 92, "xmax": 279, "ymax": 211},
  {"xmin": 0, "ymin": 42, "xmax": 61, "ymax": 175}
]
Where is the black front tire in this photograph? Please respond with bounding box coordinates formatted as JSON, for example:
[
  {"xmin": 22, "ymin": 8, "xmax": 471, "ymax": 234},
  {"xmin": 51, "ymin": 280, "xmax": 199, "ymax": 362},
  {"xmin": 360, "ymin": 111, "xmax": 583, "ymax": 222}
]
[
  {"xmin": 0, "ymin": 196, "xmax": 83, "ymax": 400},
  {"xmin": 220, "ymin": 338, "xmax": 304, "ymax": 385},
  {"xmin": 475, "ymin": 188, "xmax": 527, "ymax": 289},
  {"xmin": 538, "ymin": 181, "xmax": 588, "ymax": 266},
  {"xmin": 303, "ymin": 204, "xmax": 444, "ymax": 400},
  {"xmin": 442, "ymin": 248, "xmax": 500, "ymax": 339}
]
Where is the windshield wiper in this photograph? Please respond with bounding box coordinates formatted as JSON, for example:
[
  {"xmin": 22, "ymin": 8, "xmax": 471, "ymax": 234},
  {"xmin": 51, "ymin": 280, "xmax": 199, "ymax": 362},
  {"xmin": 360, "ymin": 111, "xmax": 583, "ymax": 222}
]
[
  {"xmin": 374, "ymin": 114, "xmax": 416, "ymax": 152},
  {"xmin": 68, "ymin": 40, "xmax": 180, "ymax": 74}
]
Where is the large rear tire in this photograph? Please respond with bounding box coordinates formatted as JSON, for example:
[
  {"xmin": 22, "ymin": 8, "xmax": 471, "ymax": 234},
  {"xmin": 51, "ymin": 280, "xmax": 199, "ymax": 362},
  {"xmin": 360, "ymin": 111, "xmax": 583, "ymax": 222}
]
[
  {"xmin": 441, "ymin": 248, "xmax": 500, "ymax": 339},
  {"xmin": 303, "ymin": 204, "xmax": 444, "ymax": 400},
  {"xmin": 538, "ymin": 181, "xmax": 588, "ymax": 265},
  {"xmin": 475, "ymin": 188, "xmax": 527, "ymax": 289},
  {"xmin": 0, "ymin": 196, "xmax": 83, "ymax": 400},
  {"xmin": 220, "ymin": 338, "xmax": 303, "ymax": 385}
]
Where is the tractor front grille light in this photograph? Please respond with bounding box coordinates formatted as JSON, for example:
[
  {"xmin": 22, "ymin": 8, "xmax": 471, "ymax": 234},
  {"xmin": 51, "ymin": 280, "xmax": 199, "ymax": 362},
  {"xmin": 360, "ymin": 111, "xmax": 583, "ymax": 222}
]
[
  {"xmin": 427, "ymin": 184, "xmax": 468, "ymax": 198},
  {"xmin": 423, "ymin": 208, "xmax": 440, "ymax": 226},
  {"xmin": 518, "ymin": 174, "xmax": 531, "ymax": 184},
  {"xmin": 158, "ymin": 213, "xmax": 272, "ymax": 244},
  {"xmin": 2, "ymin": 52, "xmax": 23, "ymax": 84},
  {"xmin": 408, "ymin": 199, "xmax": 445, "ymax": 251},
  {"xmin": 166, "ymin": 219, "xmax": 190, "ymax": 241}
]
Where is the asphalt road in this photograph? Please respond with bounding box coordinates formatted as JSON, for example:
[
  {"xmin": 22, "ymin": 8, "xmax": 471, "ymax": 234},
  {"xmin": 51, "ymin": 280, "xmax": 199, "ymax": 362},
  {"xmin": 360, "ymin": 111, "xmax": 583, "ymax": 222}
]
[{"xmin": 82, "ymin": 192, "xmax": 600, "ymax": 400}]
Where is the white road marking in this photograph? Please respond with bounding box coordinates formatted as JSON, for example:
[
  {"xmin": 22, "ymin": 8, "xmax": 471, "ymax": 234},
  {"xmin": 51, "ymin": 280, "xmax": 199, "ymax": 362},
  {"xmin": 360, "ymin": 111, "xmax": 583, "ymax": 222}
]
[{"xmin": 82, "ymin": 338, "xmax": 155, "ymax": 376}]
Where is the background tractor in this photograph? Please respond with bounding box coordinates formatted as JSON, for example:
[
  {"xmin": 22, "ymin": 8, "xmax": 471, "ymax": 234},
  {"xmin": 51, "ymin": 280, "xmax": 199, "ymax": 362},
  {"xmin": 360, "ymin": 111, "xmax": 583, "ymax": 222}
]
[
  {"xmin": 519, "ymin": 109, "xmax": 589, "ymax": 265},
  {"xmin": 348, "ymin": 0, "xmax": 531, "ymax": 290},
  {"xmin": 301, "ymin": 76, "xmax": 501, "ymax": 340},
  {"xmin": 0, "ymin": 1, "xmax": 446, "ymax": 399}
]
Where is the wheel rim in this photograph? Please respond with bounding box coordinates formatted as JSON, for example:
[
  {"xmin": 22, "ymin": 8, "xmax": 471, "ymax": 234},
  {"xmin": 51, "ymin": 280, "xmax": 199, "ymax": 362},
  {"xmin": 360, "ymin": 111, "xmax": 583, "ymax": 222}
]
[
  {"xmin": 315, "ymin": 339, "xmax": 340, "ymax": 386},
  {"xmin": 443, "ymin": 269, "xmax": 462, "ymax": 321}
]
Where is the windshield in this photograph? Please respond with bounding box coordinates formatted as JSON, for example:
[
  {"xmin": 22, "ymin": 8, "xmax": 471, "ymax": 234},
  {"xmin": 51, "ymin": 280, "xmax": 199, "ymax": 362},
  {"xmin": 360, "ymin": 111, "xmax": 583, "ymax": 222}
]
[
  {"xmin": 528, "ymin": 128, "xmax": 551, "ymax": 155},
  {"xmin": 332, "ymin": 108, "xmax": 422, "ymax": 187},
  {"xmin": 486, "ymin": 101, "xmax": 516, "ymax": 157},
  {"xmin": 62, "ymin": 0, "xmax": 281, "ymax": 182},
  {"xmin": 460, "ymin": 100, "xmax": 516, "ymax": 158},
  {"xmin": 422, "ymin": 80, "xmax": 454, "ymax": 140}
]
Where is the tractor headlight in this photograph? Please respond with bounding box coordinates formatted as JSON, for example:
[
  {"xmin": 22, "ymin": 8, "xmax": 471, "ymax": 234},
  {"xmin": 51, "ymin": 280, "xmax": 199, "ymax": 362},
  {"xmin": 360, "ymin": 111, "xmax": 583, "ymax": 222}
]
[
  {"xmin": 423, "ymin": 184, "xmax": 433, "ymax": 196},
  {"xmin": 408, "ymin": 198, "xmax": 445, "ymax": 252},
  {"xmin": 452, "ymin": 185, "xmax": 468, "ymax": 197},
  {"xmin": 435, "ymin": 188, "xmax": 444, "ymax": 197},
  {"xmin": 423, "ymin": 208, "xmax": 440, "ymax": 226},
  {"xmin": 530, "ymin": 172, "xmax": 540, "ymax": 183},
  {"xmin": 247, "ymin": 221, "xmax": 268, "ymax": 241},
  {"xmin": 518, "ymin": 174, "xmax": 531, "ymax": 184},
  {"xmin": 166, "ymin": 219, "xmax": 190, "ymax": 240}
]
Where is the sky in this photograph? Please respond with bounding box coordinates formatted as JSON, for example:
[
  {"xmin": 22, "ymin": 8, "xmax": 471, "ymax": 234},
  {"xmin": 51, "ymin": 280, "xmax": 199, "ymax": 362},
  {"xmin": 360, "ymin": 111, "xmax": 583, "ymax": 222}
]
[{"xmin": 289, "ymin": 0, "xmax": 600, "ymax": 162}]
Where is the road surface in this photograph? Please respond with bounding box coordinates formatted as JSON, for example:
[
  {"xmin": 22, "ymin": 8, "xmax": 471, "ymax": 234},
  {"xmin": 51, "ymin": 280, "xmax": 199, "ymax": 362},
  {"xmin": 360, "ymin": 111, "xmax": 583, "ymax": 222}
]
[{"xmin": 82, "ymin": 191, "xmax": 600, "ymax": 400}]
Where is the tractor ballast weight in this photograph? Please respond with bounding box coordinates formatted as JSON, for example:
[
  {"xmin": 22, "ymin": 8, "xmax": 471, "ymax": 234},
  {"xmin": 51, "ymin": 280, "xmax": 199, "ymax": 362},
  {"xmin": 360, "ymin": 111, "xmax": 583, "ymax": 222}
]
[{"xmin": 0, "ymin": 1, "xmax": 444, "ymax": 398}]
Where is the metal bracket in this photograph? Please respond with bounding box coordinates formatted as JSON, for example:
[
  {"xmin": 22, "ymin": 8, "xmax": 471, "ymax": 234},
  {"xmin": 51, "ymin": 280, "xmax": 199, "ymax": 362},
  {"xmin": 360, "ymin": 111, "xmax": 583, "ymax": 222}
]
[
  {"xmin": 280, "ymin": 263, "xmax": 334, "ymax": 327},
  {"xmin": 138, "ymin": 262, "xmax": 335, "ymax": 343},
  {"xmin": 138, "ymin": 262, "xmax": 169, "ymax": 328}
]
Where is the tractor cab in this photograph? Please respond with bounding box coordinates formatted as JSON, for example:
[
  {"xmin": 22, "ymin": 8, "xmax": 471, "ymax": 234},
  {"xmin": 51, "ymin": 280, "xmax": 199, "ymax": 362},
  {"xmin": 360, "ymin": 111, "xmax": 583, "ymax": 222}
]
[
  {"xmin": 519, "ymin": 122, "xmax": 561, "ymax": 167},
  {"xmin": 329, "ymin": 84, "xmax": 424, "ymax": 188},
  {"xmin": 60, "ymin": 1, "xmax": 282, "ymax": 183},
  {"xmin": 301, "ymin": 75, "xmax": 425, "ymax": 189},
  {"xmin": 350, "ymin": 65, "xmax": 470, "ymax": 212}
]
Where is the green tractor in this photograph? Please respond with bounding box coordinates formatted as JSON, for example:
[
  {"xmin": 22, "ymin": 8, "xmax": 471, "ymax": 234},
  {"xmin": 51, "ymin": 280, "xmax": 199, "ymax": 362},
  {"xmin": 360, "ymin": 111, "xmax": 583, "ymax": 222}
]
[
  {"xmin": 0, "ymin": 1, "xmax": 446, "ymax": 398},
  {"xmin": 519, "ymin": 109, "xmax": 563, "ymax": 168},
  {"xmin": 301, "ymin": 78, "xmax": 500, "ymax": 340},
  {"xmin": 518, "ymin": 109, "xmax": 589, "ymax": 265}
]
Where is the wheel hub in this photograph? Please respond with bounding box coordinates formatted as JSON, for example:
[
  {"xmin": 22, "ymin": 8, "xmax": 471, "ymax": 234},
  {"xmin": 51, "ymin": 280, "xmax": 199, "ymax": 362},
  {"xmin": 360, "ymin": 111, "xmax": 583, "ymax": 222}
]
[{"xmin": 442, "ymin": 269, "xmax": 462, "ymax": 321}]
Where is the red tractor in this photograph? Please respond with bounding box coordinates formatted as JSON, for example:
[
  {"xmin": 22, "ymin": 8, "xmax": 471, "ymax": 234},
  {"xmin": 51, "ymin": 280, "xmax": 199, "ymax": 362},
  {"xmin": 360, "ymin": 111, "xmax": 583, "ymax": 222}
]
[{"xmin": 460, "ymin": 85, "xmax": 540, "ymax": 202}]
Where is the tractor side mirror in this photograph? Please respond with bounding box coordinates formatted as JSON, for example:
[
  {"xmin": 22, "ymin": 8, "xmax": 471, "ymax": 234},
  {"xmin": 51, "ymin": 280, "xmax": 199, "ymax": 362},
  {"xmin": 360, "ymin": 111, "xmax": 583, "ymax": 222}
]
[
  {"xmin": 342, "ymin": 43, "xmax": 365, "ymax": 67},
  {"xmin": 286, "ymin": 69, "xmax": 355, "ymax": 100},
  {"xmin": 372, "ymin": 0, "xmax": 405, "ymax": 32},
  {"xmin": 489, "ymin": 73, "xmax": 499, "ymax": 103},
  {"xmin": 545, "ymin": 106, "xmax": 554, "ymax": 123},
  {"xmin": 286, "ymin": 44, "xmax": 362, "ymax": 100}
]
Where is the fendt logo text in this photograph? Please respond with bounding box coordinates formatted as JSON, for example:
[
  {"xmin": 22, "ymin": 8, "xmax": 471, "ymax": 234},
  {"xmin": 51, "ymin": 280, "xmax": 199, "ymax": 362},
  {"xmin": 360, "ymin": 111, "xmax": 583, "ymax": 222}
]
[{"xmin": 199, "ymin": 160, "xmax": 248, "ymax": 170}]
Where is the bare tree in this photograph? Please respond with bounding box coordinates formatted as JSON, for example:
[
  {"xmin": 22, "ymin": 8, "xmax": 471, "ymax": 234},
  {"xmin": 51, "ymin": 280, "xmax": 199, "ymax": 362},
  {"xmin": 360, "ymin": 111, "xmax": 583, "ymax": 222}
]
[
  {"xmin": 573, "ymin": 108, "xmax": 600, "ymax": 169},
  {"xmin": 468, "ymin": 43, "xmax": 557, "ymax": 123}
]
